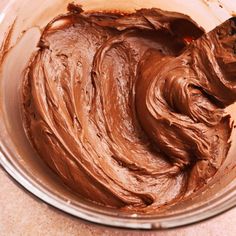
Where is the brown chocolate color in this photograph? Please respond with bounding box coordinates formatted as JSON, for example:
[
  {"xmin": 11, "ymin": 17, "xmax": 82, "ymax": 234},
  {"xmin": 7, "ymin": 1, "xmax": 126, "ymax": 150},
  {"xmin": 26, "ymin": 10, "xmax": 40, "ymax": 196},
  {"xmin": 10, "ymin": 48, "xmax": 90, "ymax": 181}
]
[{"xmin": 22, "ymin": 4, "xmax": 236, "ymax": 212}]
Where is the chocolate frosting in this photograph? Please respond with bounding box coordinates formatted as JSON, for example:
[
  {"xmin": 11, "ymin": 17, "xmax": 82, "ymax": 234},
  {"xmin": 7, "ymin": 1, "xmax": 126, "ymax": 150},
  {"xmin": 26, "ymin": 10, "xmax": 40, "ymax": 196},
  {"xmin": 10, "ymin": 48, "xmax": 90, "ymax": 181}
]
[{"xmin": 22, "ymin": 4, "xmax": 236, "ymax": 212}]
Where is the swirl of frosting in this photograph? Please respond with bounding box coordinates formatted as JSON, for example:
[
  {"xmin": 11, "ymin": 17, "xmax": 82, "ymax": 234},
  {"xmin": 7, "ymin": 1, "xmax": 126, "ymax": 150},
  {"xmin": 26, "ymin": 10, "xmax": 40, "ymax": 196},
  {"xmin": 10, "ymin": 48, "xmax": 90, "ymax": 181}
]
[
  {"xmin": 22, "ymin": 5, "xmax": 236, "ymax": 212},
  {"xmin": 136, "ymin": 18, "xmax": 236, "ymax": 193}
]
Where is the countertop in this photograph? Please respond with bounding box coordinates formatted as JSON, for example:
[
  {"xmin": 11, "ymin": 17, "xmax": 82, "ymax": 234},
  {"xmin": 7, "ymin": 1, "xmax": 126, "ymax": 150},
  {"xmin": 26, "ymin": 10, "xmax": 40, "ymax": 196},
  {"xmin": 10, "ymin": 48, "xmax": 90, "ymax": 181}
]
[{"xmin": 0, "ymin": 167, "xmax": 236, "ymax": 236}]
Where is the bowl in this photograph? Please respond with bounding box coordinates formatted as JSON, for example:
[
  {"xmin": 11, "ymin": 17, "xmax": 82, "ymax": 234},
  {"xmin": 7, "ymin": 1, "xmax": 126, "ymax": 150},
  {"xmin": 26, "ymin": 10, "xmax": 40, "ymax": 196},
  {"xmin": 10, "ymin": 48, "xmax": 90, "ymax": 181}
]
[{"xmin": 1, "ymin": 0, "xmax": 236, "ymax": 229}]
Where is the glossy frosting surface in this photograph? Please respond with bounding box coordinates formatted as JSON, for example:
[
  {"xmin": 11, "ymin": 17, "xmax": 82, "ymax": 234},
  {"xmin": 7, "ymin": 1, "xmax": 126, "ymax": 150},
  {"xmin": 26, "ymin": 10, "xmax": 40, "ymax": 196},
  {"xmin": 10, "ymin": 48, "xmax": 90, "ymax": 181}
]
[{"xmin": 22, "ymin": 4, "xmax": 236, "ymax": 212}]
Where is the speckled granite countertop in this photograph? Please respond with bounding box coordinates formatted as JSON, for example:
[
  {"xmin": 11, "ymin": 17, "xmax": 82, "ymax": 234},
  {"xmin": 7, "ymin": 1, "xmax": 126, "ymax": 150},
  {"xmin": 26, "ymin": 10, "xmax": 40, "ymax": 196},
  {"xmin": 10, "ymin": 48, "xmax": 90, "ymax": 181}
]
[{"xmin": 0, "ymin": 167, "xmax": 236, "ymax": 236}]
